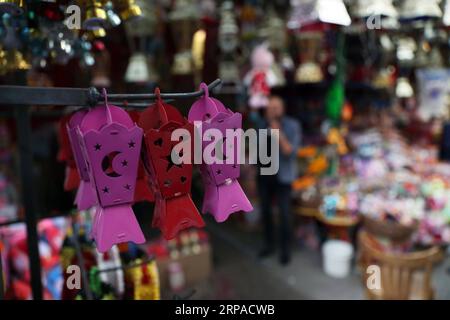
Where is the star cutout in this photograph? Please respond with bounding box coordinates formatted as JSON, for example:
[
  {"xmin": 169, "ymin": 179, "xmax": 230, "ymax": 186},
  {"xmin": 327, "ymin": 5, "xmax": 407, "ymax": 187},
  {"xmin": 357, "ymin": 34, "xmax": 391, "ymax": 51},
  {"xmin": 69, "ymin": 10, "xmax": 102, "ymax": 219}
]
[
  {"xmin": 165, "ymin": 154, "xmax": 182, "ymax": 171},
  {"xmin": 124, "ymin": 184, "xmax": 131, "ymax": 190},
  {"xmin": 94, "ymin": 143, "xmax": 101, "ymax": 151},
  {"xmin": 102, "ymin": 187, "xmax": 109, "ymax": 193},
  {"xmin": 128, "ymin": 140, "xmax": 136, "ymax": 148},
  {"xmin": 121, "ymin": 160, "xmax": 128, "ymax": 167}
]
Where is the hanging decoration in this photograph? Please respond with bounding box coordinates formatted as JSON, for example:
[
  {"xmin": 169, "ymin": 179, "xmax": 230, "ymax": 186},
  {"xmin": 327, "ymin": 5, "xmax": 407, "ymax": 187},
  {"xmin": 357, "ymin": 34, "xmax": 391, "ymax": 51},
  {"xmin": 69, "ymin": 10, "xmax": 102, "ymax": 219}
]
[
  {"xmin": 188, "ymin": 83, "xmax": 253, "ymax": 222},
  {"xmin": 218, "ymin": 1, "xmax": 240, "ymax": 86},
  {"xmin": 444, "ymin": 0, "xmax": 450, "ymax": 26},
  {"xmin": 259, "ymin": 8, "xmax": 289, "ymax": 86},
  {"xmin": 127, "ymin": 110, "xmax": 154, "ymax": 203},
  {"xmin": 57, "ymin": 113, "xmax": 81, "ymax": 192},
  {"xmin": 138, "ymin": 88, "xmax": 204, "ymax": 240},
  {"xmin": 0, "ymin": 0, "xmax": 24, "ymax": 16},
  {"xmin": 399, "ymin": 0, "xmax": 442, "ymax": 21},
  {"xmin": 295, "ymin": 32, "xmax": 324, "ymax": 83},
  {"xmin": 78, "ymin": 94, "xmax": 145, "ymax": 252},
  {"xmin": 67, "ymin": 109, "xmax": 97, "ymax": 211},
  {"xmin": 113, "ymin": 0, "xmax": 142, "ymax": 22},
  {"xmin": 123, "ymin": 1, "xmax": 158, "ymax": 84},
  {"xmin": 353, "ymin": 0, "xmax": 398, "ymax": 18},
  {"xmin": 169, "ymin": 0, "xmax": 200, "ymax": 76},
  {"xmin": 287, "ymin": 0, "xmax": 351, "ymax": 30},
  {"xmin": 82, "ymin": 0, "xmax": 108, "ymax": 30}
]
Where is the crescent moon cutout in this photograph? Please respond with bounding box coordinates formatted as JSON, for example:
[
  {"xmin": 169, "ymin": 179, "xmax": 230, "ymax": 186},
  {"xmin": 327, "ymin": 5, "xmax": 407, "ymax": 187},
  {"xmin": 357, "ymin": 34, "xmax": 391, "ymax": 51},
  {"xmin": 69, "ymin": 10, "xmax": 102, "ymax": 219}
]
[{"xmin": 102, "ymin": 151, "xmax": 122, "ymax": 178}]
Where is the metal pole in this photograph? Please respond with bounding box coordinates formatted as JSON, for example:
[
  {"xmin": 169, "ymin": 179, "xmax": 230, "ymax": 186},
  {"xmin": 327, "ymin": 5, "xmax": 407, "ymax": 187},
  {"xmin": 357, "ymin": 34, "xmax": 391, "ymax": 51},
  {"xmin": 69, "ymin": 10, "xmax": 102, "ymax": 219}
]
[
  {"xmin": 15, "ymin": 106, "xmax": 43, "ymax": 300},
  {"xmin": 0, "ymin": 79, "xmax": 222, "ymax": 107}
]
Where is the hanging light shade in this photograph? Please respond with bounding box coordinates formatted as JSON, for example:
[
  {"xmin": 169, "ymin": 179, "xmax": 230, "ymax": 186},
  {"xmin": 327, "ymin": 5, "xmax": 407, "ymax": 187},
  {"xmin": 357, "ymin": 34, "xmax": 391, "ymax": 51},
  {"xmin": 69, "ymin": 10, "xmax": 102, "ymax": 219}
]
[
  {"xmin": 443, "ymin": 0, "xmax": 450, "ymax": 25},
  {"xmin": 400, "ymin": 0, "xmax": 442, "ymax": 20},
  {"xmin": 396, "ymin": 77, "xmax": 414, "ymax": 98},
  {"xmin": 218, "ymin": 1, "xmax": 239, "ymax": 54},
  {"xmin": 259, "ymin": 9, "xmax": 287, "ymax": 50},
  {"xmin": 83, "ymin": 0, "xmax": 107, "ymax": 30},
  {"xmin": 124, "ymin": 0, "xmax": 156, "ymax": 37},
  {"xmin": 169, "ymin": 0, "xmax": 200, "ymax": 21},
  {"xmin": 288, "ymin": 0, "xmax": 351, "ymax": 29},
  {"xmin": 113, "ymin": 0, "xmax": 142, "ymax": 21},
  {"xmin": 105, "ymin": 1, "xmax": 121, "ymax": 27},
  {"xmin": 125, "ymin": 53, "xmax": 149, "ymax": 83},
  {"xmin": 0, "ymin": 0, "xmax": 24, "ymax": 16},
  {"xmin": 353, "ymin": 0, "xmax": 398, "ymax": 18}
]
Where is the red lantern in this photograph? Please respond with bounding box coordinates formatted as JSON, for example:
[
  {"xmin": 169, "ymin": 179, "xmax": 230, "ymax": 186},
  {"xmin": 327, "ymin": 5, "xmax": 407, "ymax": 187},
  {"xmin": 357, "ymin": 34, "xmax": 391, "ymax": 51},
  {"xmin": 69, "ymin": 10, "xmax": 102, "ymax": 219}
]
[
  {"xmin": 139, "ymin": 89, "xmax": 204, "ymax": 240},
  {"xmin": 57, "ymin": 113, "xmax": 80, "ymax": 191},
  {"xmin": 128, "ymin": 110, "xmax": 155, "ymax": 203}
]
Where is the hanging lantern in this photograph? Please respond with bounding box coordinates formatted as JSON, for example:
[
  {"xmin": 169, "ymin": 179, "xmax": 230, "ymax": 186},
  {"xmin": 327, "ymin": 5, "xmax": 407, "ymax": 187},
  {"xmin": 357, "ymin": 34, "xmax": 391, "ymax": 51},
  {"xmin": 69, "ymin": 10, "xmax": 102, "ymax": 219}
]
[
  {"xmin": 113, "ymin": 0, "xmax": 142, "ymax": 21},
  {"xmin": 353, "ymin": 0, "xmax": 398, "ymax": 29},
  {"xmin": 288, "ymin": 0, "xmax": 351, "ymax": 30},
  {"xmin": 2, "ymin": 49, "xmax": 30, "ymax": 73},
  {"xmin": 295, "ymin": 32, "xmax": 324, "ymax": 83},
  {"xmin": 188, "ymin": 83, "xmax": 253, "ymax": 222},
  {"xmin": 353, "ymin": 0, "xmax": 398, "ymax": 18},
  {"xmin": 400, "ymin": 0, "xmax": 442, "ymax": 20},
  {"xmin": 218, "ymin": 1, "xmax": 239, "ymax": 54},
  {"xmin": 67, "ymin": 109, "xmax": 97, "ymax": 211},
  {"xmin": 444, "ymin": 0, "xmax": 450, "ymax": 25},
  {"xmin": 218, "ymin": 1, "xmax": 240, "ymax": 85},
  {"xmin": 396, "ymin": 77, "xmax": 414, "ymax": 98},
  {"xmin": 138, "ymin": 88, "xmax": 204, "ymax": 240},
  {"xmin": 58, "ymin": 114, "xmax": 81, "ymax": 192},
  {"xmin": 0, "ymin": 48, "xmax": 26, "ymax": 75},
  {"xmin": 123, "ymin": 0, "xmax": 156, "ymax": 37},
  {"xmin": 91, "ymin": 49, "xmax": 111, "ymax": 87},
  {"xmin": 105, "ymin": 1, "xmax": 121, "ymax": 27},
  {"xmin": 259, "ymin": 8, "xmax": 287, "ymax": 51},
  {"xmin": 169, "ymin": 0, "xmax": 200, "ymax": 76},
  {"xmin": 82, "ymin": 0, "xmax": 107, "ymax": 30},
  {"xmin": 191, "ymin": 29, "xmax": 206, "ymax": 79},
  {"xmin": 0, "ymin": 48, "xmax": 7, "ymax": 75},
  {"xmin": 0, "ymin": 0, "xmax": 24, "ymax": 16},
  {"xmin": 127, "ymin": 110, "xmax": 154, "ymax": 203},
  {"xmin": 396, "ymin": 37, "xmax": 416, "ymax": 66},
  {"xmin": 78, "ymin": 100, "xmax": 145, "ymax": 252},
  {"xmin": 125, "ymin": 53, "xmax": 150, "ymax": 83}
]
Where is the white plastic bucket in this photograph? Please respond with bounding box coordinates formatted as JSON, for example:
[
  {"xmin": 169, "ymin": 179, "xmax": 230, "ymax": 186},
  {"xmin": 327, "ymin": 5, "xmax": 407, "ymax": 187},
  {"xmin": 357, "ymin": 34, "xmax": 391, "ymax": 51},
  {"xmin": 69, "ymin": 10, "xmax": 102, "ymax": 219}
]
[{"xmin": 322, "ymin": 240, "xmax": 354, "ymax": 278}]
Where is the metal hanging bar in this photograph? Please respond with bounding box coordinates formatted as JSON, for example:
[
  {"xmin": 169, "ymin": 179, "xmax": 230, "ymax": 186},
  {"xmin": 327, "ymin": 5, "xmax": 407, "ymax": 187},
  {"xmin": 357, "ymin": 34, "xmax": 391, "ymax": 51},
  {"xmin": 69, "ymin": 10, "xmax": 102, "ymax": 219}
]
[
  {"xmin": 0, "ymin": 79, "xmax": 222, "ymax": 107},
  {"xmin": 107, "ymin": 79, "xmax": 222, "ymax": 102}
]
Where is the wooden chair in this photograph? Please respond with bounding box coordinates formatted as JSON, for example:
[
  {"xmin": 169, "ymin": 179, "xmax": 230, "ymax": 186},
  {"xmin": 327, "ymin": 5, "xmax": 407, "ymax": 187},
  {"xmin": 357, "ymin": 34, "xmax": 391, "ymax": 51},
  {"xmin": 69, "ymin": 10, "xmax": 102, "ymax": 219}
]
[{"xmin": 358, "ymin": 231, "xmax": 444, "ymax": 300}]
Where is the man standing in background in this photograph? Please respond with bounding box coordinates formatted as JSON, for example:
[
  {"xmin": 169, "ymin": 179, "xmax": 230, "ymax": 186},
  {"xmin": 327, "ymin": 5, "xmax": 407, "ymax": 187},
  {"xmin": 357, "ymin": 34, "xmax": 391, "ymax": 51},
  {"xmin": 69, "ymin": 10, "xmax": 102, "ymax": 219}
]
[{"xmin": 254, "ymin": 95, "xmax": 301, "ymax": 265}]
